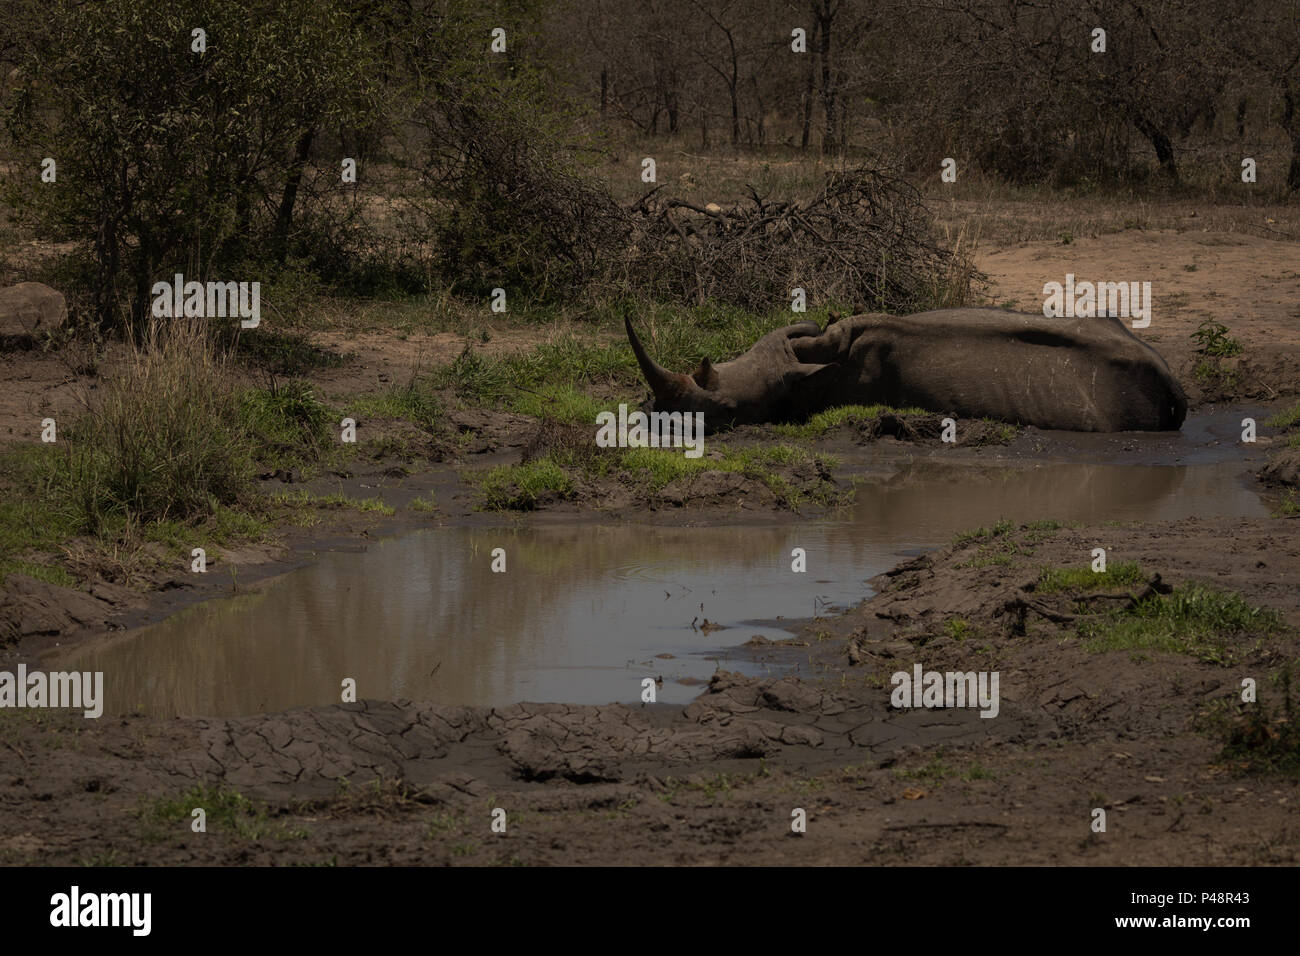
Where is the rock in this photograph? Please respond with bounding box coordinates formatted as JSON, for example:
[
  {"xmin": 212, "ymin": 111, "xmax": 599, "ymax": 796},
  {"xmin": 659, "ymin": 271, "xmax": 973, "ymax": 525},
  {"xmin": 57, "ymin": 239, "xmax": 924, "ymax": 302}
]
[
  {"xmin": 744, "ymin": 634, "xmax": 808, "ymax": 648},
  {"xmin": 0, "ymin": 574, "xmax": 111, "ymax": 644},
  {"xmin": 847, "ymin": 629, "xmax": 870, "ymax": 664},
  {"xmin": 1260, "ymin": 449, "xmax": 1300, "ymax": 487},
  {"xmin": 0, "ymin": 283, "xmax": 67, "ymax": 338},
  {"xmin": 780, "ymin": 724, "xmax": 825, "ymax": 747},
  {"xmin": 877, "ymin": 640, "xmax": 918, "ymax": 659},
  {"xmin": 760, "ymin": 679, "xmax": 823, "ymax": 713}
]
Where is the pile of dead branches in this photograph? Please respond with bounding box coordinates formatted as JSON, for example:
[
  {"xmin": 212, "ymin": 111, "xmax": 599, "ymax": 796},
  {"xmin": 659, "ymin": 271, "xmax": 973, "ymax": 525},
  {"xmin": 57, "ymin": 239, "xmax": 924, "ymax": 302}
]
[
  {"xmin": 409, "ymin": 93, "xmax": 633, "ymax": 297},
  {"xmin": 620, "ymin": 166, "xmax": 982, "ymax": 313}
]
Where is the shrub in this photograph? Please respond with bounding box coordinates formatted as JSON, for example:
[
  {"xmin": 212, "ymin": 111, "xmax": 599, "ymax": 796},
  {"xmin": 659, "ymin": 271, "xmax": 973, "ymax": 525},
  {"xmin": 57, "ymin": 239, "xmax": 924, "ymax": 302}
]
[{"xmin": 53, "ymin": 321, "xmax": 251, "ymax": 531}]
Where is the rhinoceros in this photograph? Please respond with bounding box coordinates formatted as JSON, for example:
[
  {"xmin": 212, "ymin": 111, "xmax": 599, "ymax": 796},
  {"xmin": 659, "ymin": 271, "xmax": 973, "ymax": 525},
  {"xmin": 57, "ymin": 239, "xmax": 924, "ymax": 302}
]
[{"xmin": 625, "ymin": 308, "xmax": 1188, "ymax": 432}]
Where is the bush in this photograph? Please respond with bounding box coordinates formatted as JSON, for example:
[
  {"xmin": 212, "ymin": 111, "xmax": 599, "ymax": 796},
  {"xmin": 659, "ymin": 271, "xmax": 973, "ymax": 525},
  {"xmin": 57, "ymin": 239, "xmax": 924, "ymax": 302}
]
[
  {"xmin": 624, "ymin": 167, "xmax": 983, "ymax": 312},
  {"xmin": 53, "ymin": 321, "xmax": 251, "ymax": 531},
  {"xmin": 418, "ymin": 96, "xmax": 630, "ymax": 299},
  {"xmin": 2, "ymin": 0, "xmax": 381, "ymax": 332},
  {"xmin": 240, "ymin": 380, "xmax": 333, "ymax": 461}
]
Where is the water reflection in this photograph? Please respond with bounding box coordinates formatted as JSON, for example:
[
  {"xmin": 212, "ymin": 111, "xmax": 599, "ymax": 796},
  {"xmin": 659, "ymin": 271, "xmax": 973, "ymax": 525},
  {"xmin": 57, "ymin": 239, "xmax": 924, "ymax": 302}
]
[{"xmin": 48, "ymin": 461, "xmax": 1266, "ymax": 716}]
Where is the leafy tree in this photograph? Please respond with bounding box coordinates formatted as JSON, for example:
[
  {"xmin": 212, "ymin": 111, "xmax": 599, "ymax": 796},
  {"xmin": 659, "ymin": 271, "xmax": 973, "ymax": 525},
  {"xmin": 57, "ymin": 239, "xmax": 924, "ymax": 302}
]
[{"xmin": 2, "ymin": 0, "xmax": 381, "ymax": 333}]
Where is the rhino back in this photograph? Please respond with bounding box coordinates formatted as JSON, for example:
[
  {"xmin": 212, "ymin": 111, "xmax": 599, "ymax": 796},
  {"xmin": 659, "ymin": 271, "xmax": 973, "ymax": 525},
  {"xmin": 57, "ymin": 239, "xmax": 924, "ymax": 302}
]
[{"xmin": 800, "ymin": 309, "xmax": 1186, "ymax": 431}]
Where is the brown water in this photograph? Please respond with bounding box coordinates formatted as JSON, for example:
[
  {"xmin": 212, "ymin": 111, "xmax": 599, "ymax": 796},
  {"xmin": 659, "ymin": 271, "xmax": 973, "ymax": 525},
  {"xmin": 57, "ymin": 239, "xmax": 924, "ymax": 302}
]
[{"xmin": 48, "ymin": 460, "xmax": 1267, "ymax": 717}]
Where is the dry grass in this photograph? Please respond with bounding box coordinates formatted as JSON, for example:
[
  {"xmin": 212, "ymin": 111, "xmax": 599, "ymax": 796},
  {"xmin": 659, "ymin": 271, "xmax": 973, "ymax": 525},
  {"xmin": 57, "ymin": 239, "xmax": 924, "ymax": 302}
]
[{"xmin": 53, "ymin": 318, "xmax": 252, "ymax": 532}]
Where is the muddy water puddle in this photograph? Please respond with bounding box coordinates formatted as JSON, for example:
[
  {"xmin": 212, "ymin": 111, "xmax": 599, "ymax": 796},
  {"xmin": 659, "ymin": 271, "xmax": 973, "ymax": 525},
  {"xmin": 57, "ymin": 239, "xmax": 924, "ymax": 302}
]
[{"xmin": 49, "ymin": 460, "xmax": 1267, "ymax": 717}]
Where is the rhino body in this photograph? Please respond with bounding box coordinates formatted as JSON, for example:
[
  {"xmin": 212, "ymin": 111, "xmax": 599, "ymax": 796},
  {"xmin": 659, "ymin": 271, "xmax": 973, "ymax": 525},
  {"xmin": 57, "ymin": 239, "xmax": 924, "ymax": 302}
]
[{"xmin": 626, "ymin": 308, "xmax": 1188, "ymax": 432}]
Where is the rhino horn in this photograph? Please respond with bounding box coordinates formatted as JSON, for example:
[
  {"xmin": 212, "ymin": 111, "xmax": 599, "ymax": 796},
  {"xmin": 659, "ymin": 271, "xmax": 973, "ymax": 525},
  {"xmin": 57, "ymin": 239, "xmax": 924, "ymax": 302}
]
[{"xmin": 625, "ymin": 315, "xmax": 693, "ymax": 401}]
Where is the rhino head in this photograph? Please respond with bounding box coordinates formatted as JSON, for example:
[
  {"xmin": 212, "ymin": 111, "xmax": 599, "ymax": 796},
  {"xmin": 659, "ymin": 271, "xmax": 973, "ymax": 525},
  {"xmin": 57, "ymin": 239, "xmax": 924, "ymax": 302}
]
[{"xmin": 624, "ymin": 316, "xmax": 839, "ymax": 429}]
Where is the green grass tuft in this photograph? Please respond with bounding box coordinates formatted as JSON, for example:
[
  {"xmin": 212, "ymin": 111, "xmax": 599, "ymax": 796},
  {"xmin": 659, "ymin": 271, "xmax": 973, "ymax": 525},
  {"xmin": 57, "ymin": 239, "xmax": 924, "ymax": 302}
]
[
  {"xmin": 952, "ymin": 518, "xmax": 1015, "ymax": 548},
  {"xmin": 1079, "ymin": 584, "xmax": 1283, "ymax": 664},
  {"xmin": 773, "ymin": 404, "xmax": 927, "ymax": 438},
  {"xmin": 350, "ymin": 382, "xmax": 442, "ymax": 430},
  {"xmin": 1265, "ymin": 403, "xmax": 1300, "ymax": 430},
  {"xmin": 270, "ymin": 490, "xmax": 395, "ymax": 516},
  {"xmin": 474, "ymin": 458, "xmax": 575, "ymax": 510},
  {"xmin": 141, "ymin": 784, "xmax": 306, "ymax": 841},
  {"xmin": 1036, "ymin": 560, "xmax": 1146, "ymax": 594}
]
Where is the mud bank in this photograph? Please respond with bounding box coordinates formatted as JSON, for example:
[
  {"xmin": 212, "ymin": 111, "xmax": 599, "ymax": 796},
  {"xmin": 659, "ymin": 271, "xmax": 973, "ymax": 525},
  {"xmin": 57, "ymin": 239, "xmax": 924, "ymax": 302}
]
[
  {"xmin": 4, "ymin": 401, "xmax": 1287, "ymax": 665},
  {"xmin": 1, "ymin": 515, "xmax": 1296, "ymax": 866}
]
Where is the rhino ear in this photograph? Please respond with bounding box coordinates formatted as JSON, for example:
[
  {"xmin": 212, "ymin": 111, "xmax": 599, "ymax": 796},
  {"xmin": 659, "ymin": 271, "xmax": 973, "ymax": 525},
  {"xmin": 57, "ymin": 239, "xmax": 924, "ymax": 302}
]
[{"xmin": 692, "ymin": 357, "xmax": 721, "ymax": 391}]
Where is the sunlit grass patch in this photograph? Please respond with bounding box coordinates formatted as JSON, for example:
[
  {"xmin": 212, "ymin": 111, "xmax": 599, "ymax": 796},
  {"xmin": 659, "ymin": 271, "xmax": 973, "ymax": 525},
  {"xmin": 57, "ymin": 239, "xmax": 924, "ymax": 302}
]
[
  {"xmin": 622, "ymin": 444, "xmax": 833, "ymax": 489},
  {"xmin": 409, "ymin": 494, "xmax": 438, "ymax": 513},
  {"xmin": 240, "ymin": 380, "xmax": 333, "ymax": 465},
  {"xmin": 1036, "ymin": 560, "xmax": 1146, "ymax": 594},
  {"xmin": 142, "ymin": 505, "xmax": 274, "ymax": 551},
  {"xmin": 618, "ymin": 446, "xmax": 716, "ymax": 489},
  {"xmin": 773, "ymin": 404, "xmax": 927, "ymax": 438},
  {"xmin": 1079, "ymin": 583, "xmax": 1283, "ymax": 664},
  {"xmin": 952, "ymin": 517, "xmax": 1015, "ymax": 548},
  {"xmin": 432, "ymin": 337, "xmax": 632, "ymax": 408},
  {"xmin": 1265, "ymin": 403, "xmax": 1300, "ymax": 430},
  {"xmin": 269, "ymin": 489, "xmax": 395, "ymax": 516},
  {"xmin": 471, "ymin": 442, "xmax": 838, "ymax": 511},
  {"xmin": 516, "ymin": 384, "xmax": 614, "ymax": 425},
  {"xmin": 1275, "ymin": 490, "xmax": 1300, "ymax": 517},
  {"xmin": 141, "ymin": 784, "xmax": 306, "ymax": 842},
  {"xmin": 943, "ymin": 616, "xmax": 975, "ymax": 641},
  {"xmin": 431, "ymin": 302, "xmax": 828, "ymax": 418},
  {"xmin": 350, "ymin": 381, "xmax": 442, "ymax": 430},
  {"xmin": 474, "ymin": 457, "xmax": 575, "ymax": 510}
]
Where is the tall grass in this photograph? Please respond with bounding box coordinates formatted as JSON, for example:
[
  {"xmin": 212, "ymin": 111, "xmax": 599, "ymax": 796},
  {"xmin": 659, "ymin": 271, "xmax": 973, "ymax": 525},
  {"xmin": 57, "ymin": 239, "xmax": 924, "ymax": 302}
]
[
  {"xmin": 53, "ymin": 319, "xmax": 252, "ymax": 532},
  {"xmin": 240, "ymin": 379, "xmax": 333, "ymax": 461}
]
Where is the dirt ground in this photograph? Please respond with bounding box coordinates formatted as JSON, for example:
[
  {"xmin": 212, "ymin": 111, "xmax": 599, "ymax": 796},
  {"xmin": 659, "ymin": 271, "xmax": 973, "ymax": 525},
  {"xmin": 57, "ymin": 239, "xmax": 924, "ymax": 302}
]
[
  {"xmin": 4, "ymin": 223, "xmax": 1300, "ymax": 445},
  {"xmin": 2, "ymin": 203, "xmax": 1299, "ymax": 866},
  {"xmin": 1, "ymin": 516, "xmax": 1296, "ymax": 866},
  {"xmin": 978, "ymin": 228, "xmax": 1300, "ymax": 403}
]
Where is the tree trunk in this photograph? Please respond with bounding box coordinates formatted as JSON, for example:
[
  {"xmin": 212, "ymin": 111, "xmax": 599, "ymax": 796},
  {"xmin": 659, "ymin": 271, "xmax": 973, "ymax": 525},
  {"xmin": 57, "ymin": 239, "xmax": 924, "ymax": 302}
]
[
  {"xmin": 730, "ymin": 82, "xmax": 740, "ymax": 145},
  {"xmin": 727, "ymin": 32, "xmax": 740, "ymax": 145},
  {"xmin": 273, "ymin": 127, "xmax": 316, "ymax": 264},
  {"xmin": 1132, "ymin": 114, "xmax": 1178, "ymax": 181},
  {"xmin": 816, "ymin": 3, "xmax": 837, "ymax": 153},
  {"xmin": 699, "ymin": 80, "xmax": 708, "ymax": 149},
  {"xmin": 800, "ymin": 21, "xmax": 817, "ymax": 148},
  {"xmin": 1284, "ymin": 85, "xmax": 1300, "ymax": 191}
]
